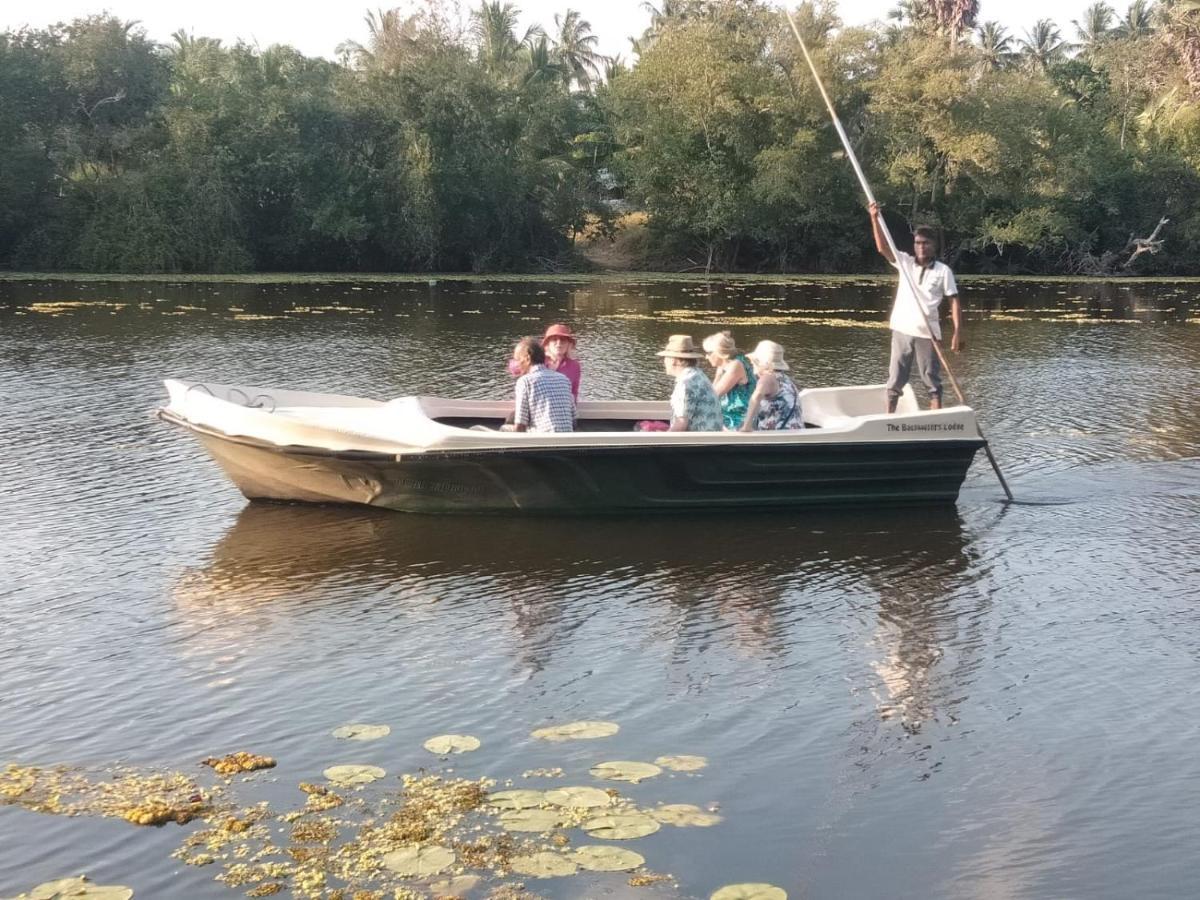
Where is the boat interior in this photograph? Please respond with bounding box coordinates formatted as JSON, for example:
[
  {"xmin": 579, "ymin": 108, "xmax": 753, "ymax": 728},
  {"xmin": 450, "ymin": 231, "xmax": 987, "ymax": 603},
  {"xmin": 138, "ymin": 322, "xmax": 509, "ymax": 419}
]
[{"xmin": 421, "ymin": 384, "xmax": 912, "ymax": 432}]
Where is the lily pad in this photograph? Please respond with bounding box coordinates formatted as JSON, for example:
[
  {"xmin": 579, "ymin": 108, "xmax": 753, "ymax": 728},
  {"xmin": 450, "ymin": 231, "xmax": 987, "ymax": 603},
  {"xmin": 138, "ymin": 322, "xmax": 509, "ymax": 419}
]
[
  {"xmin": 654, "ymin": 754, "xmax": 708, "ymax": 772},
  {"xmin": 545, "ymin": 785, "xmax": 613, "ymax": 809},
  {"xmin": 650, "ymin": 803, "xmax": 722, "ymax": 827},
  {"xmin": 331, "ymin": 723, "xmax": 390, "ymax": 741},
  {"xmin": 581, "ymin": 812, "xmax": 661, "ymax": 840},
  {"xmin": 429, "ymin": 876, "xmax": 480, "ymax": 897},
  {"xmin": 488, "ymin": 789, "xmax": 547, "ymax": 810},
  {"xmin": 710, "ymin": 885, "xmax": 787, "ymax": 900},
  {"xmin": 20, "ymin": 877, "xmax": 133, "ymax": 900},
  {"xmin": 531, "ymin": 720, "xmax": 619, "ymax": 742},
  {"xmin": 382, "ymin": 844, "xmax": 456, "ymax": 877},
  {"xmin": 322, "ymin": 764, "xmax": 386, "ymax": 786},
  {"xmin": 498, "ymin": 808, "xmax": 562, "ymax": 832},
  {"xmin": 423, "ymin": 734, "xmax": 481, "ymax": 754},
  {"xmin": 509, "ymin": 851, "xmax": 578, "ymax": 877},
  {"xmin": 573, "ymin": 845, "xmax": 646, "ymax": 872},
  {"xmin": 589, "ymin": 760, "xmax": 662, "ymax": 784}
]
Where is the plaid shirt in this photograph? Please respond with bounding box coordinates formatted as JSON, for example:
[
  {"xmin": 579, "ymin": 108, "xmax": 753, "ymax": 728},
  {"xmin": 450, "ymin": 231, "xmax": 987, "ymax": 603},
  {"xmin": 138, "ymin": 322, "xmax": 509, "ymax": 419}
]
[{"xmin": 514, "ymin": 365, "xmax": 575, "ymax": 432}]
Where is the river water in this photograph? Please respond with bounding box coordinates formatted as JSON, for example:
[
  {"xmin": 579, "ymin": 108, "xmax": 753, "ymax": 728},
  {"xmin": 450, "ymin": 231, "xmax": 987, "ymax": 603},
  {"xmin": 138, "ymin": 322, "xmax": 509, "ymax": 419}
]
[{"xmin": 0, "ymin": 276, "xmax": 1197, "ymax": 899}]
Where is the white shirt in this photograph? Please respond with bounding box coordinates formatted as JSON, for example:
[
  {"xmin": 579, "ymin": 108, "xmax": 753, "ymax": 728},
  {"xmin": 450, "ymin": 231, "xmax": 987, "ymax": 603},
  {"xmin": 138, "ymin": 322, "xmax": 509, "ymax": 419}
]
[{"xmin": 889, "ymin": 251, "xmax": 958, "ymax": 340}]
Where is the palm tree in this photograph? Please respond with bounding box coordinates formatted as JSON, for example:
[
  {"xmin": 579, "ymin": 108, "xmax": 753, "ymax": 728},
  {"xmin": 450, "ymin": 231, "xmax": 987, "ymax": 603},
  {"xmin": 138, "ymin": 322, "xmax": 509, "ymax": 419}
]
[
  {"xmin": 641, "ymin": 0, "xmax": 696, "ymax": 30},
  {"xmin": 521, "ymin": 34, "xmax": 566, "ymax": 86},
  {"xmin": 1113, "ymin": 0, "xmax": 1156, "ymax": 37},
  {"xmin": 635, "ymin": 0, "xmax": 700, "ymax": 53},
  {"xmin": 337, "ymin": 8, "xmax": 422, "ymax": 70},
  {"xmin": 976, "ymin": 21, "xmax": 1015, "ymax": 69},
  {"xmin": 931, "ymin": 0, "xmax": 981, "ymax": 44},
  {"xmin": 1020, "ymin": 19, "xmax": 1071, "ymax": 69},
  {"xmin": 888, "ymin": 0, "xmax": 936, "ymax": 31},
  {"xmin": 472, "ymin": 1, "xmax": 542, "ymax": 70},
  {"xmin": 1073, "ymin": 2, "xmax": 1116, "ymax": 54},
  {"xmin": 1159, "ymin": 0, "xmax": 1200, "ymax": 92},
  {"xmin": 603, "ymin": 55, "xmax": 627, "ymax": 83},
  {"xmin": 552, "ymin": 9, "xmax": 603, "ymax": 90}
]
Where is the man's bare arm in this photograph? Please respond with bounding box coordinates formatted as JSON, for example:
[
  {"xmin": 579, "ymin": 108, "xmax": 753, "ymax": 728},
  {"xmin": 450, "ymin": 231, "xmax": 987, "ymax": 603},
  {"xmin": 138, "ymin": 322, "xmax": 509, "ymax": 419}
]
[
  {"xmin": 949, "ymin": 295, "xmax": 962, "ymax": 352},
  {"xmin": 868, "ymin": 201, "xmax": 895, "ymax": 263}
]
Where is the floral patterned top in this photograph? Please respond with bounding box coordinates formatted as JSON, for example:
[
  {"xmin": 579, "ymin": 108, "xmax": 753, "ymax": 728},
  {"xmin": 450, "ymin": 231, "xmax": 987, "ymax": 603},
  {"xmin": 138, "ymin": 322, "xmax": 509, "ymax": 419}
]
[
  {"xmin": 717, "ymin": 354, "xmax": 756, "ymax": 430},
  {"xmin": 755, "ymin": 372, "xmax": 803, "ymax": 430},
  {"xmin": 671, "ymin": 366, "xmax": 723, "ymax": 432}
]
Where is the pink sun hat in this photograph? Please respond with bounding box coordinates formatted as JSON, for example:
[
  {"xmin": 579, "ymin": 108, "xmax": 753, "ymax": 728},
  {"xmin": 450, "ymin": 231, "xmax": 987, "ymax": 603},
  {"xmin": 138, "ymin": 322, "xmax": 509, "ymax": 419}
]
[{"xmin": 542, "ymin": 323, "xmax": 577, "ymax": 345}]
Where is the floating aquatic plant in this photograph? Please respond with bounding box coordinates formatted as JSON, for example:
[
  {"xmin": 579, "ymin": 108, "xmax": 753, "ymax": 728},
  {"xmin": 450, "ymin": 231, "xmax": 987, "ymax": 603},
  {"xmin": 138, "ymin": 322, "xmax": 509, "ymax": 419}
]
[
  {"xmin": 581, "ymin": 812, "xmax": 660, "ymax": 840},
  {"xmin": 201, "ymin": 752, "xmax": 276, "ymax": 777},
  {"xmin": 650, "ymin": 804, "xmax": 722, "ymax": 827},
  {"xmin": 381, "ymin": 844, "xmax": 455, "ymax": 876},
  {"xmin": 544, "ymin": 786, "xmax": 612, "ymax": 809},
  {"xmin": 711, "ymin": 884, "xmax": 787, "ymax": 900},
  {"xmin": 330, "ymin": 724, "xmax": 390, "ymax": 741},
  {"xmin": 654, "ymin": 754, "xmax": 708, "ymax": 772},
  {"xmin": 15, "ymin": 876, "xmax": 133, "ymax": 899},
  {"xmin": 589, "ymin": 760, "xmax": 662, "ymax": 783},
  {"xmin": 429, "ymin": 875, "xmax": 481, "ymax": 896},
  {"xmin": 573, "ymin": 845, "xmax": 645, "ymax": 872},
  {"xmin": 422, "ymin": 734, "xmax": 481, "ymax": 754},
  {"xmin": 488, "ymin": 789, "xmax": 547, "ymax": 810},
  {"xmin": 322, "ymin": 765, "xmax": 385, "ymax": 787},
  {"xmin": 498, "ymin": 808, "xmax": 562, "ymax": 832},
  {"xmin": 530, "ymin": 721, "xmax": 619, "ymax": 742},
  {"xmin": 1, "ymin": 764, "xmax": 215, "ymax": 825},
  {"xmin": 508, "ymin": 851, "xmax": 577, "ymax": 877},
  {"xmin": 5, "ymin": 729, "xmax": 782, "ymax": 898}
]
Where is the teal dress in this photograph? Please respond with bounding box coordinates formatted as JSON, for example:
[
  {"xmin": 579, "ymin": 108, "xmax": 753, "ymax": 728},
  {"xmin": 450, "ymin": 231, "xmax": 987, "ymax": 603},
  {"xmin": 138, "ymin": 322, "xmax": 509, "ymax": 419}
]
[{"xmin": 718, "ymin": 355, "xmax": 757, "ymax": 430}]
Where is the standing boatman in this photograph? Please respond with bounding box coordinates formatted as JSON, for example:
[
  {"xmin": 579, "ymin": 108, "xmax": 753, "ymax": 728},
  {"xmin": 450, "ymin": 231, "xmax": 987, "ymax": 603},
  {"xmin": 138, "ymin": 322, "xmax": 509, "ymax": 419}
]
[{"xmin": 868, "ymin": 201, "xmax": 961, "ymax": 413}]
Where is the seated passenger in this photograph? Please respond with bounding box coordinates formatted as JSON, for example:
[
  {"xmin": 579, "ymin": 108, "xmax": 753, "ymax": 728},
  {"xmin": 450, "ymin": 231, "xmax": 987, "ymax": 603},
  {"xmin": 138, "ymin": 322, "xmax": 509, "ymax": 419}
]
[
  {"xmin": 740, "ymin": 340, "xmax": 803, "ymax": 431},
  {"xmin": 501, "ymin": 337, "xmax": 575, "ymax": 433},
  {"xmin": 542, "ymin": 323, "xmax": 582, "ymax": 400},
  {"xmin": 657, "ymin": 334, "xmax": 723, "ymax": 432},
  {"xmin": 703, "ymin": 330, "xmax": 756, "ymax": 430}
]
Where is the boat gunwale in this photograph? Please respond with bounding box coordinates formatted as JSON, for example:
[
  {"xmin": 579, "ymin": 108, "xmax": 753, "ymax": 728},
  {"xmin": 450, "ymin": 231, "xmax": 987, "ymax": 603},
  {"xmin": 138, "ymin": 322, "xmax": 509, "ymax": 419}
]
[{"xmin": 158, "ymin": 407, "xmax": 987, "ymax": 461}]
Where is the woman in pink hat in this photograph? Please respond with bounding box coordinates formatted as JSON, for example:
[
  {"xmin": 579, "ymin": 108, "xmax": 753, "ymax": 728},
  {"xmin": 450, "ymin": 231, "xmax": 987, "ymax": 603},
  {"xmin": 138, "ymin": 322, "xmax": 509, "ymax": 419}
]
[{"xmin": 542, "ymin": 323, "xmax": 581, "ymax": 400}]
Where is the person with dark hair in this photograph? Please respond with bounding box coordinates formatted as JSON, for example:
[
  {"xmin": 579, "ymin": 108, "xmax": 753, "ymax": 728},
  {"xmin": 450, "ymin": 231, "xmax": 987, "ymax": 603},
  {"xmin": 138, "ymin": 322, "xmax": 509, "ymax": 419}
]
[
  {"xmin": 868, "ymin": 202, "xmax": 962, "ymax": 413},
  {"xmin": 501, "ymin": 337, "xmax": 575, "ymax": 433}
]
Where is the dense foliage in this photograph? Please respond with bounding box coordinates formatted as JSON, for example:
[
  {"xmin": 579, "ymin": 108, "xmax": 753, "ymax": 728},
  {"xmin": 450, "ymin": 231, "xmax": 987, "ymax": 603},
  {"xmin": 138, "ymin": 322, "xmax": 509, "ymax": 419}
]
[{"xmin": 2, "ymin": 0, "xmax": 1200, "ymax": 274}]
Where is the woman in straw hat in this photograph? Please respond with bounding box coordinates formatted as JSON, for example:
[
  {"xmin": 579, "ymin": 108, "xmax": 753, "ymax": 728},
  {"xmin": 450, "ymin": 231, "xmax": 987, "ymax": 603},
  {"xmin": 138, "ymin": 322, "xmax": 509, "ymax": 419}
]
[
  {"xmin": 542, "ymin": 323, "xmax": 581, "ymax": 400},
  {"xmin": 657, "ymin": 335, "xmax": 723, "ymax": 432},
  {"xmin": 740, "ymin": 340, "xmax": 803, "ymax": 432},
  {"xmin": 702, "ymin": 330, "xmax": 756, "ymax": 431}
]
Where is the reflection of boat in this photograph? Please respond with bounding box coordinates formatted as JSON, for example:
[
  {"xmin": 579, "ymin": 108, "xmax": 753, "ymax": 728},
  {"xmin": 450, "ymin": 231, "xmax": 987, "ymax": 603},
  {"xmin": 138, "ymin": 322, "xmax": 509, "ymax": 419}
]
[
  {"xmin": 178, "ymin": 502, "xmax": 972, "ymax": 600},
  {"xmin": 159, "ymin": 379, "xmax": 984, "ymax": 513}
]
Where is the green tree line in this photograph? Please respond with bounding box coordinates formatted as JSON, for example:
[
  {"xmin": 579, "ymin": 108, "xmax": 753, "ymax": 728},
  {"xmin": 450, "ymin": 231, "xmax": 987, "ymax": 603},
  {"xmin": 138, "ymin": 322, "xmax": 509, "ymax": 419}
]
[{"xmin": 2, "ymin": 0, "xmax": 1199, "ymax": 274}]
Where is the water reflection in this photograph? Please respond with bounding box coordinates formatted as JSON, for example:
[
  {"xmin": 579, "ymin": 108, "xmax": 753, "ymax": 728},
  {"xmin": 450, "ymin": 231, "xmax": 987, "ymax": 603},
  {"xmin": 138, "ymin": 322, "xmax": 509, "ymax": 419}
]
[
  {"xmin": 175, "ymin": 503, "xmax": 977, "ymax": 706},
  {"xmin": 867, "ymin": 520, "xmax": 982, "ymax": 734}
]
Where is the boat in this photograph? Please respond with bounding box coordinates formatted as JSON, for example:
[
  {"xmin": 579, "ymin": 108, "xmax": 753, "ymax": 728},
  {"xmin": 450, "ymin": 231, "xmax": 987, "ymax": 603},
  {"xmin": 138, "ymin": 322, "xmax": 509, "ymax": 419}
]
[{"xmin": 159, "ymin": 379, "xmax": 986, "ymax": 514}]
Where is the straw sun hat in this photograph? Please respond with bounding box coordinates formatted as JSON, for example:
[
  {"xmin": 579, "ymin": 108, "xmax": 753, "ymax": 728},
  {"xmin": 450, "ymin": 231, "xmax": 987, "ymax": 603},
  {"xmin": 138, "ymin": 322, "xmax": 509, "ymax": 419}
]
[
  {"xmin": 748, "ymin": 340, "xmax": 790, "ymax": 371},
  {"xmin": 656, "ymin": 334, "xmax": 705, "ymax": 359}
]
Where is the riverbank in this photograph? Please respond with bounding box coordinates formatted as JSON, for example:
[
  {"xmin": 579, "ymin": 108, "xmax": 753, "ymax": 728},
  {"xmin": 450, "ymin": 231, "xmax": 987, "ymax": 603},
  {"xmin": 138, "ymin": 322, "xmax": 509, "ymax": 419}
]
[{"xmin": 5, "ymin": 270, "xmax": 1200, "ymax": 285}]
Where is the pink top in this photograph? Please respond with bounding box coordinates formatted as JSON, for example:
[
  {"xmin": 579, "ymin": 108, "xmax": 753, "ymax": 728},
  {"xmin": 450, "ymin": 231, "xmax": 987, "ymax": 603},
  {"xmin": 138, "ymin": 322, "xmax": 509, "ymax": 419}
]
[{"xmin": 549, "ymin": 357, "xmax": 581, "ymax": 399}]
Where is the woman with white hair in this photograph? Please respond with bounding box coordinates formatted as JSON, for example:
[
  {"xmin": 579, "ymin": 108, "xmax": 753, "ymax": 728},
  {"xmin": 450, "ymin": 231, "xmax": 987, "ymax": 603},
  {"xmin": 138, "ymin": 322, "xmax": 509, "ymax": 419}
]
[
  {"xmin": 702, "ymin": 330, "xmax": 756, "ymax": 431},
  {"xmin": 740, "ymin": 340, "xmax": 803, "ymax": 431}
]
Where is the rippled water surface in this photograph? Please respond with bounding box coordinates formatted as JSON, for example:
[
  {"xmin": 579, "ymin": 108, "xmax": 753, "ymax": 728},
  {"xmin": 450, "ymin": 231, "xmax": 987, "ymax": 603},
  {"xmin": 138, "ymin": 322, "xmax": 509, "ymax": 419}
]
[{"xmin": 1, "ymin": 276, "xmax": 1198, "ymax": 899}]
